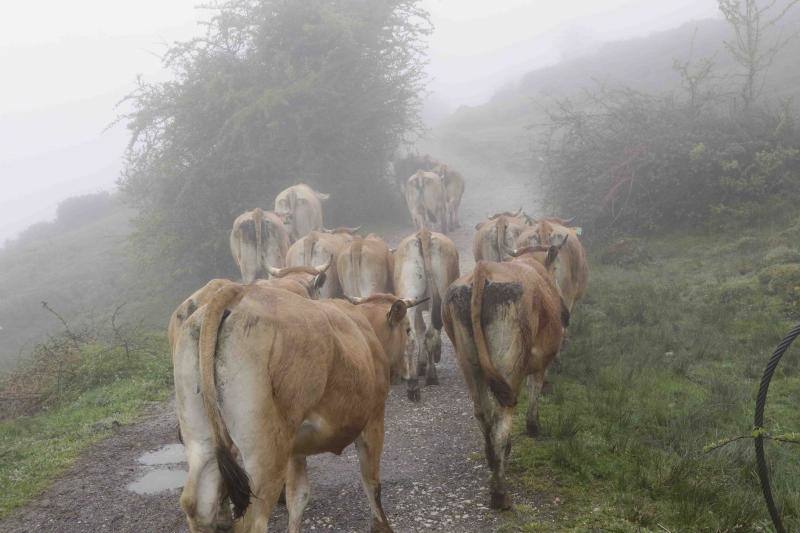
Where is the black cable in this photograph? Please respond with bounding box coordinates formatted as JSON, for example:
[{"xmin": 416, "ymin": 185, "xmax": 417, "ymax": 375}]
[{"xmin": 754, "ymin": 322, "xmax": 800, "ymax": 533}]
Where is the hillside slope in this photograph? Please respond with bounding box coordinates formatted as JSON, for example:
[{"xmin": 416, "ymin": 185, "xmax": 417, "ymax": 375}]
[{"xmin": 432, "ymin": 14, "xmax": 800, "ymax": 170}]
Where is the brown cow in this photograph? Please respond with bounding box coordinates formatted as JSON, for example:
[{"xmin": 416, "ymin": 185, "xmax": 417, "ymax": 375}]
[
  {"xmin": 337, "ymin": 234, "xmax": 394, "ymax": 298},
  {"xmin": 393, "ymin": 228, "xmax": 459, "ymax": 400},
  {"xmin": 472, "ymin": 208, "xmax": 529, "ymax": 262},
  {"xmin": 173, "ymin": 284, "xmax": 424, "ymax": 532},
  {"xmin": 405, "ymin": 170, "xmax": 449, "ymax": 234},
  {"xmin": 274, "ymin": 183, "xmax": 330, "ymax": 242},
  {"xmin": 167, "ymin": 261, "xmax": 331, "ymax": 353},
  {"xmin": 230, "ymin": 208, "xmax": 290, "ymax": 283},
  {"xmin": 435, "ymin": 164, "xmax": 466, "ymax": 230},
  {"xmin": 442, "ymin": 239, "xmax": 569, "ymax": 510},
  {"xmin": 516, "ymin": 219, "xmax": 588, "ymax": 311},
  {"xmin": 286, "ymin": 229, "xmax": 358, "ymax": 298}
]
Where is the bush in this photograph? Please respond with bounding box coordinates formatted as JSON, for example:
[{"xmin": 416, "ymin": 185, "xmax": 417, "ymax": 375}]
[{"xmin": 538, "ymin": 87, "xmax": 800, "ymax": 237}]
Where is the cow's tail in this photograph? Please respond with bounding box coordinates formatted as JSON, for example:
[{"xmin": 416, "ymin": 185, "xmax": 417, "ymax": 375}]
[
  {"xmin": 495, "ymin": 216, "xmax": 508, "ymax": 262},
  {"xmin": 198, "ymin": 284, "xmax": 252, "ymax": 518},
  {"xmin": 470, "ymin": 261, "xmax": 515, "ymax": 407},
  {"xmin": 419, "ymin": 228, "xmax": 442, "ymax": 330},
  {"xmin": 303, "ymin": 231, "xmax": 318, "ymax": 266},
  {"xmin": 349, "ymin": 237, "xmax": 364, "ymax": 296},
  {"xmin": 253, "ymin": 208, "xmax": 264, "ymax": 280}
]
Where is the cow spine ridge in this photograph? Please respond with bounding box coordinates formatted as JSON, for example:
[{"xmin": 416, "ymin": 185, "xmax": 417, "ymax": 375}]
[
  {"xmin": 253, "ymin": 208, "xmax": 264, "ymax": 281},
  {"xmin": 304, "ymin": 231, "xmax": 318, "ymax": 266},
  {"xmin": 198, "ymin": 284, "xmax": 252, "ymax": 518},
  {"xmin": 495, "ymin": 216, "xmax": 508, "ymax": 262},
  {"xmin": 470, "ymin": 261, "xmax": 515, "ymax": 407},
  {"xmin": 419, "ymin": 228, "xmax": 442, "ymax": 330}
]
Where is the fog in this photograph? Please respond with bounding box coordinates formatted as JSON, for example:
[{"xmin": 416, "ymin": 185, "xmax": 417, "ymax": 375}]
[{"xmin": 0, "ymin": 0, "xmax": 719, "ymax": 245}]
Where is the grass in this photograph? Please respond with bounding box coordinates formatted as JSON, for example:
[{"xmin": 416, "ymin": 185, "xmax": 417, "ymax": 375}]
[
  {"xmin": 0, "ymin": 334, "xmax": 172, "ymax": 517},
  {"xmin": 504, "ymin": 218, "xmax": 800, "ymax": 531}
]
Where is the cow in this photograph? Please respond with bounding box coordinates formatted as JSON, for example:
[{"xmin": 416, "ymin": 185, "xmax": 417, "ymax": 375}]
[
  {"xmin": 167, "ymin": 261, "xmax": 331, "ymax": 353},
  {"xmin": 393, "ymin": 228, "xmax": 459, "ymax": 400},
  {"xmin": 435, "ymin": 164, "xmax": 465, "ymax": 230},
  {"xmin": 472, "ymin": 208, "xmax": 529, "ymax": 262},
  {"xmin": 285, "ymin": 229, "xmax": 358, "ymax": 298},
  {"xmin": 173, "ymin": 284, "xmax": 424, "ymax": 532},
  {"xmin": 442, "ymin": 238, "xmax": 569, "ymax": 510},
  {"xmin": 516, "ymin": 218, "xmax": 588, "ymax": 311},
  {"xmin": 274, "ymin": 183, "xmax": 330, "ymax": 242},
  {"xmin": 337, "ymin": 234, "xmax": 394, "ymax": 298},
  {"xmin": 404, "ymin": 170, "xmax": 449, "ymax": 234},
  {"xmin": 230, "ymin": 208, "xmax": 290, "ymax": 284},
  {"xmin": 392, "ymin": 153, "xmax": 439, "ymax": 192}
]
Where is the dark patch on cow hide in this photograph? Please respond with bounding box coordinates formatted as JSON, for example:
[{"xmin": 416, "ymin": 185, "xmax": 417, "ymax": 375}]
[
  {"xmin": 185, "ymin": 299, "xmax": 197, "ymax": 318},
  {"xmin": 481, "ymin": 281, "xmax": 523, "ymax": 327},
  {"xmin": 446, "ymin": 284, "xmax": 472, "ymax": 333},
  {"xmin": 240, "ymin": 219, "xmax": 257, "ymax": 244}
]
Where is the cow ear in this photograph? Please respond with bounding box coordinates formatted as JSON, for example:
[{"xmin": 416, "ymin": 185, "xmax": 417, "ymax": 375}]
[
  {"xmin": 387, "ymin": 300, "xmax": 408, "ymax": 326},
  {"xmin": 313, "ymin": 272, "xmax": 327, "ymax": 291},
  {"xmin": 545, "ymin": 246, "xmax": 560, "ymax": 268},
  {"xmin": 475, "ymin": 221, "xmax": 485, "ymax": 230}
]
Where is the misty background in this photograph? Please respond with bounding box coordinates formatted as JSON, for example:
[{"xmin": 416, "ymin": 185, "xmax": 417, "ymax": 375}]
[{"xmin": 0, "ymin": 0, "xmax": 718, "ymax": 245}]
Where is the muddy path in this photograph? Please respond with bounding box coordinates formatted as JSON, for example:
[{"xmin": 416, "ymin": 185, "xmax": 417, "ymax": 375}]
[{"xmin": 0, "ymin": 144, "xmax": 545, "ymax": 532}]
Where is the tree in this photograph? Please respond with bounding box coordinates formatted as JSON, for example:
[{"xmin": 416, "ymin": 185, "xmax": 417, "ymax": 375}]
[
  {"xmin": 718, "ymin": 0, "xmax": 800, "ymax": 109},
  {"xmin": 119, "ymin": 0, "xmax": 430, "ymax": 281}
]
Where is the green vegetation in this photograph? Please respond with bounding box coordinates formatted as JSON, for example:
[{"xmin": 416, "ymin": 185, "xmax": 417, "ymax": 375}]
[
  {"xmin": 121, "ymin": 0, "xmax": 430, "ymax": 282},
  {"xmin": 505, "ymin": 218, "xmax": 800, "ymax": 530},
  {"xmin": 0, "ymin": 334, "xmax": 171, "ymax": 517}
]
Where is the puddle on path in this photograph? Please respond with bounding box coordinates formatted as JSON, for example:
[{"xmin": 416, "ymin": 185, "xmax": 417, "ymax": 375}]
[
  {"xmin": 128, "ymin": 443, "xmax": 188, "ymax": 495},
  {"xmin": 138, "ymin": 443, "xmax": 186, "ymax": 465},
  {"xmin": 127, "ymin": 469, "xmax": 188, "ymax": 495}
]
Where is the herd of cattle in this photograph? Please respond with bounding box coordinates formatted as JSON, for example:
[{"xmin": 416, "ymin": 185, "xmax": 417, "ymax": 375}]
[{"xmin": 167, "ymin": 161, "xmax": 589, "ymax": 532}]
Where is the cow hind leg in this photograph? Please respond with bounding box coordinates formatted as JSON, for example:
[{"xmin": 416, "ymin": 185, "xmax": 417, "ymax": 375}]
[
  {"xmin": 235, "ymin": 441, "xmax": 290, "ymax": 533},
  {"xmin": 526, "ymin": 370, "xmax": 546, "ymax": 437},
  {"xmin": 356, "ymin": 415, "xmax": 393, "ymax": 533},
  {"xmin": 423, "ymin": 328, "xmax": 441, "ymax": 385},
  {"xmin": 180, "ymin": 446, "xmax": 228, "ymax": 533},
  {"xmin": 286, "ymin": 456, "xmax": 310, "ymax": 533},
  {"xmin": 476, "ymin": 392, "xmax": 514, "ymax": 510},
  {"xmin": 412, "ymin": 308, "xmax": 427, "ymax": 378}
]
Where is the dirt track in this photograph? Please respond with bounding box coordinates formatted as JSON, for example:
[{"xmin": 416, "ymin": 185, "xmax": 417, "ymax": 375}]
[{"xmin": 0, "ymin": 147, "xmax": 545, "ymax": 532}]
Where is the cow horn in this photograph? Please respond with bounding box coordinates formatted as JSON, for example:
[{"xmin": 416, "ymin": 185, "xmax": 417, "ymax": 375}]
[
  {"xmin": 404, "ymin": 296, "xmax": 430, "ymax": 308},
  {"xmin": 267, "ymin": 265, "xmax": 284, "ymax": 277},
  {"xmin": 315, "ymin": 255, "xmax": 333, "ymax": 273},
  {"xmin": 343, "ymin": 225, "xmax": 361, "ymax": 234},
  {"xmin": 561, "ymin": 216, "xmax": 576, "ymax": 226},
  {"xmin": 345, "ymin": 296, "xmax": 364, "ymax": 304},
  {"xmin": 512, "ymin": 207, "xmax": 523, "ymax": 217}
]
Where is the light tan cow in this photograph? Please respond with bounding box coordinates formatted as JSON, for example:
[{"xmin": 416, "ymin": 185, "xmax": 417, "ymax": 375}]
[
  {"xmin": 442, "ymin": 240, "xmax": 569, "ymax": 510},
  {"xmin": 230, "ymin": 208, "xmax": 290, "ymax": 283},
  {"xmin": 516, "ymin": 219, "xmax": 588, "ymax": 311},
  {"xmin": 337, "ymin": 234, "xmax": 393, "ymax": 298},
  {"xmin": 173, "ymin": 284, "xmax": 423, "ymax": 532},
  {"xmin": 393, "ymin": 228, "xmax": 460, "ymax": 400},
  {"xmin": 472, "ymin": 209, "xmax": 529, "ymax": 262},
  {"xmin": 274, "ymin": 183, "xmax": 330, "ymax": 242},
  {"xmin": 167, "ymin": 261, "xmax": 331, "ymax": 353},
  {"xmin": 286, "ymin": 229, "xmax": 357, "ymax": 298},
  {"xmin": 435, "ymin": 164, "xmax": 465, "ymax": 230},
  {"xmin": 404, "ymin": 171, "xmax": 449, "ymax": 234}
]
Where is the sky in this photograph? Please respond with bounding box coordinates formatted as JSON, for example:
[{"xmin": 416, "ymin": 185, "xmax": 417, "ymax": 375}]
[{"xmin": 0, "ymin": 0, "xmax": 720, "ymax": 245}]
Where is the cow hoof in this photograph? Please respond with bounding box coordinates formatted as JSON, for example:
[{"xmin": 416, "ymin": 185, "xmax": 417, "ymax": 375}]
[
  {"xmin": 541, "ymin": 381, "xmax": 554, "ymax": 396},
  {"xmin": 407, "ymin": 388, "xmax": 421, "ymax": 402},
  {"xmin": 417, "ymin": 363, "xmax": 427, "ymax": 377},
  {"xmin": 525, "ymin": 421, "xmax": 540, "ymax": 438},
  {"xmin": 370, "ymin": 518, "xmax": 394, "ymax": 533},
  {"xmin": 426, "ymin": 375, "xmax": 439, "ymax": 386},
  {"xmin": 490, "ymin": 491, "xmax": 512, "ymax": 510}
]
